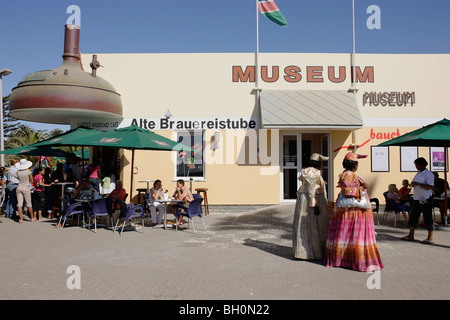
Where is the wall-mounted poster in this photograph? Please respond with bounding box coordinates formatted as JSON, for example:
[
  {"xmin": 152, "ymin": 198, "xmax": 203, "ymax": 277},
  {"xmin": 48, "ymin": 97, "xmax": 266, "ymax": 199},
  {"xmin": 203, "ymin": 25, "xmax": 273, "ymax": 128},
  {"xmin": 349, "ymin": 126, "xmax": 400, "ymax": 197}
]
[
  {"xmin": 371, "ymin": 146, "xmax": 389, "ymax": 172},
  {"xmin": 400, "ymin": 146, "xmax": 418, "ymax": 172},
  {"xmin": 430, "ymin": 147, "xmax": 448, "ymax": 172}
]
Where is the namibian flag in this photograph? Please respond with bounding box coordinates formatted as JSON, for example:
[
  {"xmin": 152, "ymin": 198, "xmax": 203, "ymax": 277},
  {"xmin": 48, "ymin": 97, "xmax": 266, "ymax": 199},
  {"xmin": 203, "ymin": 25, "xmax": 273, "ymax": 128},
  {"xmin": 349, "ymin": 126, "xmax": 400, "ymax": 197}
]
[{"xmin": 258, "ymin": 0, "xmax": 287, "ymax": 27}]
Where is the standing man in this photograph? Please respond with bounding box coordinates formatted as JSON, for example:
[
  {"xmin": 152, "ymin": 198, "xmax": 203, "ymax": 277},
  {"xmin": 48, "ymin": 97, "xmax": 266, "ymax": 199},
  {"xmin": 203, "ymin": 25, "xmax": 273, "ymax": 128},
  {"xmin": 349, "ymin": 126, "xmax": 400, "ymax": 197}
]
[
  {"xmin": 402, "ymin": 157, "xmax": 435, "ymax": 244},
  {"xmin": 5, "ymin": 158, "xmax": 19, "ymax": 219}
]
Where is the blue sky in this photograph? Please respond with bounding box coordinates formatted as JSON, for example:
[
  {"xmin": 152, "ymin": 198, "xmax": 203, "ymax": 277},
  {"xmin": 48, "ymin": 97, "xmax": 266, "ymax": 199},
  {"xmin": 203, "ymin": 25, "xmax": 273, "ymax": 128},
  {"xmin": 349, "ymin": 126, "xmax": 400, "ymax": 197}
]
[{"xmin": 1, "ymin": 0, "xmax": 450, "ymax": 131}]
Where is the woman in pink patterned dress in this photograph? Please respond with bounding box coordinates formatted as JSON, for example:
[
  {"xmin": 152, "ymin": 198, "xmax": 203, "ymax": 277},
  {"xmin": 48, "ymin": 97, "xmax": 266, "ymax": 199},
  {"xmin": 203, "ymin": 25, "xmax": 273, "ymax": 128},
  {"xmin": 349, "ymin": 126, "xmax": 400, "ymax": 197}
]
[{"xmin": 324, "ymin": 152, "xmax": 383, "ymax": 272}]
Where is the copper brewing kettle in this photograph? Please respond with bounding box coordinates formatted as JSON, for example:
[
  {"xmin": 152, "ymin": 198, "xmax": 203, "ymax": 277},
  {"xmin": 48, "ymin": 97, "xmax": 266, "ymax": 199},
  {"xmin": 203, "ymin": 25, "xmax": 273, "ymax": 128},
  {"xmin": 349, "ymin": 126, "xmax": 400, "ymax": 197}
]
[{"xmin": 9, "ymin": 24, "xmax": 123, "ymax": 125}]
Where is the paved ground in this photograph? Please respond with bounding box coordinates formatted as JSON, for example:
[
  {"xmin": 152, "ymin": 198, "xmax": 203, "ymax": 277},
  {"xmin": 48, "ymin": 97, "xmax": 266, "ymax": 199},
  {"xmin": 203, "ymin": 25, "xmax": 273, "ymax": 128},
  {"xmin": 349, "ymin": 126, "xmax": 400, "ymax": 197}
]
[{"xmin": 0, "ymin": 203, "xmax": 449, "ymax": 301}]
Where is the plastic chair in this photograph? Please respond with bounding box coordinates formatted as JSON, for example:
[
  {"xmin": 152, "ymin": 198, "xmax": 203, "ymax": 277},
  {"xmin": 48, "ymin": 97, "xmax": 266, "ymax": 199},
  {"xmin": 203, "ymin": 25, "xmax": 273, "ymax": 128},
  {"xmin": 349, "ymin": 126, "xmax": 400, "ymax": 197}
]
[
  {"xmin": 57, "ymin": 198, "xmax": 85, "ymax": 230},
  {"xmin": 382, "ymin": 192, "xmax": 398, "ymax": 227},
  {"xmin": 89, "ymin": 198, "xmax": 114, "ymax": 233},
  {"xmin": 370, "ymin": 197, "xmax": 380, "ymax": 225},
  {"xmin": 174, "ymin": 197, "xmax": 206, "ymax": 233},
  {"xmin": 112, "ymin": 200, "xmax": 145, "ymax": 235}
]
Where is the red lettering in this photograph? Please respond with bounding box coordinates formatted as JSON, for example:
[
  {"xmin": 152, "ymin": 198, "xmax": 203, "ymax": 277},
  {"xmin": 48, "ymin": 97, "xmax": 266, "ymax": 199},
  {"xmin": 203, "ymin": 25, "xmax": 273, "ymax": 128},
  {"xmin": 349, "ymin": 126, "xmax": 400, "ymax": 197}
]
[
  {"xmin": 261, "ymin": 66, "xmax": 279, "ymax": 83},
  {"xmin": 284, "ymin": 66, "xmax": 302, "ymax": 82},
  {"xmin": 307, "ymin": 66, "xmax": 323, "ymax": 82},
  {"xmin": 232, "ymin": 66, "xmax": 255, "ymax": 82},
  {"xmin": 353, "ymin": 66, "xmax": 374, "ymax": 83},
  {"xmin": 328, "ymin": 66, "xmax": 346, "ymax": 83},
  {"xmin": 370, "ymin": 128, "xmax": 401, "ymax": 140}
]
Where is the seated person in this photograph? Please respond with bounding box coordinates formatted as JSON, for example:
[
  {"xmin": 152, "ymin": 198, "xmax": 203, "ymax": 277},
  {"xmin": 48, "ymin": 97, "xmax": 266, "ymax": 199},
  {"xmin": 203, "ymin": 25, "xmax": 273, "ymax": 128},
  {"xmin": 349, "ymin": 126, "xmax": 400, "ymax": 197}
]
[
  {"xmin": 387, "ymin": 184, "xmax": 410, "ymax": 224},
  {"xmin": 433, "ymin": 172, "xmax": 450, "ymax": 224},
  {"xmin": 73, "ymin": 178, "xmax": 99, "ymax": 223},
  {"xmin": 107, "ymin": 180, "xmax": 127, "ymax": 210},
  {"xmin": 398, "ymin": 179, "xmax": 412, "ymax": 204},
  {"xmin": 170, "ymin": 179, "xmax": 194, "ymax": 225},
  {"xmin": 73, "ymin": 178, "xmax": 99, "ymax": 200},
  {"xmin": 145, "ymin": 179, "xmax": 165, "ymax": 225}
]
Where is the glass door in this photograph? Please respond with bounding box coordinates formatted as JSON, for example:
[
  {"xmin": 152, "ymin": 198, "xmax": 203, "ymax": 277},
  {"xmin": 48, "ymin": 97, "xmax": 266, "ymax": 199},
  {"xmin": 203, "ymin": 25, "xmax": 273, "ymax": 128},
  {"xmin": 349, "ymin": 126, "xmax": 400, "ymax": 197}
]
[
  {"xmin": 281, "ymin": 132, "xmax": 331, "ymax": 201},
  {"xmin": 282, "ymin": 135, "xmax": 300, "ymax": 200}
]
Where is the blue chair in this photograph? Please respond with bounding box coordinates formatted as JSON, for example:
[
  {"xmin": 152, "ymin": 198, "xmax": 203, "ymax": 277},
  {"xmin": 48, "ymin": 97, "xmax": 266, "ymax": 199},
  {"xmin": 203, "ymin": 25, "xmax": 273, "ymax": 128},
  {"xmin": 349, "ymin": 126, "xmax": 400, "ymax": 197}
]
[
  {"xmin": 57, "ymin": 198, "xmax": 85, "ymax": 230},
  {"xmin": 174, "ymin": 197, "xmax": 206, "ymax": 233},
  {"xmin": 173, "ymin": 194, "xmax": 201, "ymax": 216},
  {"xmin": 382, "ymin": 191, "xmax": 410, "ymax": 227},
  {"xmin": 89, "ymin": 198, "xmax": 114, "ymax": 233},
  {"xmin": 112, "ymin": 200, "xmax": 145, "ymax": 235}
]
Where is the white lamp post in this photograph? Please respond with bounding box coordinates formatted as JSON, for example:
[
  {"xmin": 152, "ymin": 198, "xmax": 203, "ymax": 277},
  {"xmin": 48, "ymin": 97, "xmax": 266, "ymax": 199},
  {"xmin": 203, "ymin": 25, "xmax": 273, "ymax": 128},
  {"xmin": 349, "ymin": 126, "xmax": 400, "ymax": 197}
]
[{"xmin": 0, "ymin": 68, "xmax": 12, "ymax": 167}]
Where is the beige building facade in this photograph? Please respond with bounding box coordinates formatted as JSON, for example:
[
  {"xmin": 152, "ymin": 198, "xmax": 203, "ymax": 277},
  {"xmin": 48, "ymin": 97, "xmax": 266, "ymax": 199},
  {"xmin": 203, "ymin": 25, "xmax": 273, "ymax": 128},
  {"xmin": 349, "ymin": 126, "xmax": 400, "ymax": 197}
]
[{"xmin": 77, "ymin": 52, "xmax": 450, "ymax": 205}]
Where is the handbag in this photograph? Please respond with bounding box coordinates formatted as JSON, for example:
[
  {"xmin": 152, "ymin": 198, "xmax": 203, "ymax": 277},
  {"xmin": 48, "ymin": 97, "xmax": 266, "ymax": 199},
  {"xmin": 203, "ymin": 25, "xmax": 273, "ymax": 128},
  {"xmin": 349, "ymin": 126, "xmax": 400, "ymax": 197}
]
[{"xmin": 336, "ymin": 190, "xmax": 371, "ymax": 209}]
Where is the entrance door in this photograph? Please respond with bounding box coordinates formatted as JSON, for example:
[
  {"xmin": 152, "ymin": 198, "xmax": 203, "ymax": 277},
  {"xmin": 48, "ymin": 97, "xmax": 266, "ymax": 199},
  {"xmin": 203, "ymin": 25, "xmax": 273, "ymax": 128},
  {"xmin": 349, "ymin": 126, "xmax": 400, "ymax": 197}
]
[{"xmin": 281, "ymin": 132, "xmax": 330, "ymax": 201}]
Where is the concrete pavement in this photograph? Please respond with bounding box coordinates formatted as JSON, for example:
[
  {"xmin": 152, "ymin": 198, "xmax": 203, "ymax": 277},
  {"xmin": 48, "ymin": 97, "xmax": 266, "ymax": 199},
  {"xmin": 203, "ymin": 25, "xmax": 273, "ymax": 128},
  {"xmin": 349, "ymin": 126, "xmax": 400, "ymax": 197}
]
[{"xmin": 0, "ymin": 203, "xmax": 449, "ymax": 301}]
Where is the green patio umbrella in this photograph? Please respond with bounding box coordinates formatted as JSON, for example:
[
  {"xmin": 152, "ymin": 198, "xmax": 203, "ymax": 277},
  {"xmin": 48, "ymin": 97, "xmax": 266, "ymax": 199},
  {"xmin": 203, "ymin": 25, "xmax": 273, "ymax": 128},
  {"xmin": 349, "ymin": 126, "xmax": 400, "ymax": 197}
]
[
  {"xmin": 378, "ymin": 118, "xmax": 450, "ymax": 147},
  {"xmin": 23, "ymin": 125, "xmax": 191, "ymax": 201},
  {"xmin": 32, "ymin": 127, "xmax": 102, "ymax": 148},
  {"xmin": 75, "ymin": 125, "xmax": 184, "ymax": 150},
  {"xmin": 73, "ymin": 125, "xmax": 192, "ymax": 201},
  {"xmin": 31, "ymin": 126, "xmax": 103, "ymax": 170},
  {"xmin": 378, "ymin": 118, "xmax": 450, "ymax": 216},
  {"xmin": 0, "ymin": 145, "xmax": 68, "ymax": 157},
  {"xmin": 54, "ymin": 148, "xmax": 90, "ymax": 160}
]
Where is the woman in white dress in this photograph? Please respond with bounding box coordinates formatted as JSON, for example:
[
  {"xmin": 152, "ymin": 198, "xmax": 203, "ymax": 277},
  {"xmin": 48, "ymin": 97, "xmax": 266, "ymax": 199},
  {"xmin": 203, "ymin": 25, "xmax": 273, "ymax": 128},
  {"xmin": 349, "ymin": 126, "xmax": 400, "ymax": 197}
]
[{"xmin": 293, "ymin": 153, "xmax": 330, "ymax": 260}]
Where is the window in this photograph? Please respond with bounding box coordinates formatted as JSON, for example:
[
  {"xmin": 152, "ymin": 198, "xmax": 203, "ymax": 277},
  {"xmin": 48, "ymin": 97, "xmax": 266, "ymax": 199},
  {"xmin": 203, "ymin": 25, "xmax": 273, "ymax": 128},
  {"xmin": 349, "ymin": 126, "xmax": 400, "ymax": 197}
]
[{"xmin": 176, "ymin": 130, "xmax": 204, "ymax": 178}]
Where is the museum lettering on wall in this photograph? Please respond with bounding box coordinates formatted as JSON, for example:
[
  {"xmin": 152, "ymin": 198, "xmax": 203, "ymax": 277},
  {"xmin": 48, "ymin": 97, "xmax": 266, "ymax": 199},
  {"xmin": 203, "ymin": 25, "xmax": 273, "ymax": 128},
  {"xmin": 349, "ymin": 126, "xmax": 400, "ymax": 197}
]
[
  {"xmin": 362, "ymin": 92, "xmax": 416, "ymax": 107},
  {"xmin": 232, "ymin": 65, "xmax": 374, "ymax": 83}
]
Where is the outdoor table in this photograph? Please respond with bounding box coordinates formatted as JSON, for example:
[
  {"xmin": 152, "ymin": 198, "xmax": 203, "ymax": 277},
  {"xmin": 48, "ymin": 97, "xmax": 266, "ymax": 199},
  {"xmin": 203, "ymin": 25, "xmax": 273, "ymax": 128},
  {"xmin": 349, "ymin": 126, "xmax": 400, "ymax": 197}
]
[
  {"xmin": 53, "ymin": 182, "xmax": 74, "ymax": 216},
  {"xmin": 152, "ymin": 199, "xmax": 185, "ymax": 230}
]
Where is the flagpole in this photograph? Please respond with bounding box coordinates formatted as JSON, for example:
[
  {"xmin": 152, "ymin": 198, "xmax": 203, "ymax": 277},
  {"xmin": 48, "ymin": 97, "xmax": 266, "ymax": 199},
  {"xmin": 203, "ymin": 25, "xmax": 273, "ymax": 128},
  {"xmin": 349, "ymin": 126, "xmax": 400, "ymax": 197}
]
[
  {"xmin": 256, "ymin": 0, "xmax": 259, "ymax": 90},
  {"xmin": 350, "ymin": 0, "xmax": 358, "ymax": 153},
  {"xmin": 349, "ymin": 0, "xmax": 357, "ymax": 94},
  {"xmin": 256, "ymin": 0, "xmax": 260, "ymax": 153}
]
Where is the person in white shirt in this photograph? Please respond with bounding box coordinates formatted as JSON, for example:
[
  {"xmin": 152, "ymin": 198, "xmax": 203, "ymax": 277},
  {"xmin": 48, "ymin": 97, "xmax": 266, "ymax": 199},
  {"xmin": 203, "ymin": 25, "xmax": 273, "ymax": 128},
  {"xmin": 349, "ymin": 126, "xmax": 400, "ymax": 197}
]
[{"xmin": 402, "ymin": 157, "xmax": 435, "ymax": 244}]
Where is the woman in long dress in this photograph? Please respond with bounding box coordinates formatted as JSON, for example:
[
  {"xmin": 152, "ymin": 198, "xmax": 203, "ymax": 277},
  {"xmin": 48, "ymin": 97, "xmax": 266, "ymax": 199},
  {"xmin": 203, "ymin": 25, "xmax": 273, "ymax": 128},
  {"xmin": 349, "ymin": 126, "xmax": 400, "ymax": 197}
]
[
  {"xmin": 324, "ymin": 152, "xmax": 383, "ymax": 272},
  {"xmin": 293, "ymin": 153, "xmax": 330, "ymax": 260}
]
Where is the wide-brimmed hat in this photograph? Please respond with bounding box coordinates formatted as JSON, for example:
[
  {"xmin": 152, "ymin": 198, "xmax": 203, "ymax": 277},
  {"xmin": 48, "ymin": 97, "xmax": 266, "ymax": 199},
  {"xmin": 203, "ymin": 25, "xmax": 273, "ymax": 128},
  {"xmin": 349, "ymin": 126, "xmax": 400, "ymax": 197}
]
[
  {"xmin": 310, "ymin": 153, "xmax": 329, "ymax": 161},
  {"xmin": 344, "ymin": 152, "xmax": 367, "ymax": 161},
  {"xmin": 15, "ymin": 158, "xmax": 32, "ymax": 170}
]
